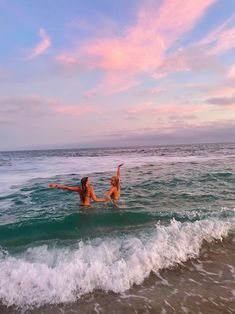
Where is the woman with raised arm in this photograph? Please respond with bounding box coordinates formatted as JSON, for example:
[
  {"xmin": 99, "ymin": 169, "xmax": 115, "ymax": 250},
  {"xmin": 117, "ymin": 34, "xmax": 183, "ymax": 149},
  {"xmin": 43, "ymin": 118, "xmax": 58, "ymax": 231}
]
[
  {"xmin": 49, "ymin": 177, "xmax": 105, "ymax": 206},
  {"xmin": 105, "ymin": 164, "xmax": 124, "ymax": 205}
]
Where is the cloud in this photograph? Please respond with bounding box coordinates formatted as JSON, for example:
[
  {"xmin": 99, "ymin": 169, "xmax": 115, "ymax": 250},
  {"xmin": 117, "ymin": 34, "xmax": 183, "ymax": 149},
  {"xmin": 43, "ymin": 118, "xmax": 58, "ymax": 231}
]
[
  {"xmin": 98, "ymin": 76, "xmax": 140, "ymax": 94},
  {"xmin": 56, "ymin": 0, "xmax": 216, "ymax": 93},
  {"xmin": 138, "ymin": 87, "xmax": 166, "ymax": 96},
  {"xmin": 54, "ymin": 105, "xmax": 102, "ymax": 116},
  {"xmin": 200, "ymin": 15, "xmax": 235, "ymax": 55},
  {"xmin": 67, "ymin": 15, "xmax": 118, "ymax": 37},
  {"xmin": 206, "ymin": 95, "xmax": 235, "ymax": 106},
  {"xmin": 102, "ymin": 120, "xmax": 235, "ymax": 145},
  {"xmin": 29, "ymin": 28, "xmax": 51, "ymax": 59},
  {"xmin": 0, "ymin": 95, "xmax": 102, "ymax": 124},
  {"xmin": 169, "ymin": 114, "xmax": 197, "ymax": 122},
  {"xmin": 228, "ymin": 63, "xmax": 235, "ymax": 78},
  {"xmin": 0, "ymin": 96, "xmax": 55, "ymax": 119},
  {"xmin": 127, "ymin": 102, "xmax": 206, "ymax": 115},
  {"xmin": 56, "ymin": 54, "xmax": 77, "ymax": 65},
  {"xmin": 0, "ymin": 117, "xmax": 15, "ymax": 125},
  {"xmin": 184, "ymin": 83, "xmax": 235, "ymax": 98},
  {"xmin": 150, "ymin": 0, "xmax": 216, "ymax": 44},
  {"xmin": 211, "ymin": 27, "xmax": 235, "ymax": 55},
  {"xmin": 82, "ymin": 91, "xmax": 99, "ymax": 98},
  {"xmin": 153, "ymin": 46, "xmax": 224, "ymax": 79}
]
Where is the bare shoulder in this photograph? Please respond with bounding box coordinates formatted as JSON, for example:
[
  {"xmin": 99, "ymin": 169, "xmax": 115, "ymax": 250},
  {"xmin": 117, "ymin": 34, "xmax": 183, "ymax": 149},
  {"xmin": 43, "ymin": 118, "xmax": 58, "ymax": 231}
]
[{"xmin": 88, "ymin": 186, "xmax": 94, "ymax": 194}]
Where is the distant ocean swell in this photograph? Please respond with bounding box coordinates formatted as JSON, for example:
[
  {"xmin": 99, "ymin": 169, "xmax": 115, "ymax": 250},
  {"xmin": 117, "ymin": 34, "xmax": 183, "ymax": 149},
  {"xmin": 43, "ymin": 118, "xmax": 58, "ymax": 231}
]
[{"xmin": 0, "ymin": 218, "xmax": 233, "ymax": 308}]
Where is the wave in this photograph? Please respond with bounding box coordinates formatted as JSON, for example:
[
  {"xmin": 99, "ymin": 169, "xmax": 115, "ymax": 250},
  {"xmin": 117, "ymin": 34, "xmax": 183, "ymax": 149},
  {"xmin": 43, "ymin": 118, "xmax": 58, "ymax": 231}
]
[
  {"xmin": 0, "ymin": 218, "xmax": 234, "ymax": 307},
  {"xmin": 1, "ymin": 208, "xmax": 234, "ymax": 247}
]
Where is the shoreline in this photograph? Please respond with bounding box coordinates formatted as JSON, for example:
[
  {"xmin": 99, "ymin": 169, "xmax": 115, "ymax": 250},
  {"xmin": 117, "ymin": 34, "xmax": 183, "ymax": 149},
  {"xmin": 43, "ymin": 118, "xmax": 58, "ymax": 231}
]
[{"xmin": 1, "ymin": 234, "xmax": 234, "ymax": 314}]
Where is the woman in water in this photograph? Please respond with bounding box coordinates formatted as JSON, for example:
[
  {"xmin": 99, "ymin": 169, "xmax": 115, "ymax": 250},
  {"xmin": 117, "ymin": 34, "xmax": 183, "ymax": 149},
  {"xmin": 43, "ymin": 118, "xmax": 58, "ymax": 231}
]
[
  {"xmin": 105, "ymin": 163, "xmax": 124, "ymax": 205},
  {"xmin": 49, "ymin": 177, "xmax": 105, "ymax": 206}
]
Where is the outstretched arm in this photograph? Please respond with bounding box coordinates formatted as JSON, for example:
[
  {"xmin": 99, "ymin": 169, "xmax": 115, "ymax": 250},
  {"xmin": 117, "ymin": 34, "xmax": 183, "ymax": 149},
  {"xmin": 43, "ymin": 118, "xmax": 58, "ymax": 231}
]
[
  {"xmin": 49, "ymin": 184, "xmax": 81, "ymax": 192},
  {"xmin": 90, "ymin": 188, "xmax": 106, "ymax": 202},
  {"xmin": 116, "ymin": 163, "xmax": 124, "ymax": 180}
]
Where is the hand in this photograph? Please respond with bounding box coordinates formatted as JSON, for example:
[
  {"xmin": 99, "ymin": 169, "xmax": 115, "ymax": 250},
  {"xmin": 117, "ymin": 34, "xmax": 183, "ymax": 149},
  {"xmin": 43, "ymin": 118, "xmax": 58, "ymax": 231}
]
[
  {"xmin": 49, "ymin": 184, "xmax": 57, "ymax": 188},
  {"xmin": 104, "ymin": 197, "xmax": 109, "ymax": 205}
]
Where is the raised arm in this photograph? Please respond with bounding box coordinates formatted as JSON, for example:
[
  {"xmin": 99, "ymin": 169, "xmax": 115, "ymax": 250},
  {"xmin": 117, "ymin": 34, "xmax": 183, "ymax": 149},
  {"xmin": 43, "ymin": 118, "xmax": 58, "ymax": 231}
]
[
  {"xmin": 49, "ymin": 184, "xmax": 81, "ymax": 192},
  {"xmin": 116, "ymin": 163, "xmax": 124, "ymax": 180},
  {"xmin": 90, "ymin": 188, "xmax": 106, "ymax": 202}
]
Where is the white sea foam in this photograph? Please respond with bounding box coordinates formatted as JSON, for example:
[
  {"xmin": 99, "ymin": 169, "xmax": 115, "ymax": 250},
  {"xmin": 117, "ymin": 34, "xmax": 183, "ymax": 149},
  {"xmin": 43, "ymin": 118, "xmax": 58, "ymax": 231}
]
[{"xmin": 0, "ymin": 219, "xmax": 233, "ymax": 307}]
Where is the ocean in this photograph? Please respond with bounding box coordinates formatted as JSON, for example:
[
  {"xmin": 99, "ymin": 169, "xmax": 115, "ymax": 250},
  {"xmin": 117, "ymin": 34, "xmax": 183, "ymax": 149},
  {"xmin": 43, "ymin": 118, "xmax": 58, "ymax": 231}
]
[{"xmin": 0, "ymin": 143, "xmax": 234, "ymax": 313}]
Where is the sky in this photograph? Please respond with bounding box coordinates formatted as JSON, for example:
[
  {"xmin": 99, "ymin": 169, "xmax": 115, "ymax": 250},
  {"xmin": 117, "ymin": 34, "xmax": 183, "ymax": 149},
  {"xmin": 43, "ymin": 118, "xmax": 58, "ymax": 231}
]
[{"xmin": 0, "ymin": 0, "xmax": 235, "ymax": 150}]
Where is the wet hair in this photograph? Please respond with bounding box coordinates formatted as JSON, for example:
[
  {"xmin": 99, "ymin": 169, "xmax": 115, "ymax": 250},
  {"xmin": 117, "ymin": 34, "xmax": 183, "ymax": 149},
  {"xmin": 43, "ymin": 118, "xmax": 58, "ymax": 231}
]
[
  {"xmin": 111, "ymin": 176, "xmax": 119, "ymax": 187},
  {"xmin": 81, "ymin": 177, "xmax": 88, "ymax": 203}
]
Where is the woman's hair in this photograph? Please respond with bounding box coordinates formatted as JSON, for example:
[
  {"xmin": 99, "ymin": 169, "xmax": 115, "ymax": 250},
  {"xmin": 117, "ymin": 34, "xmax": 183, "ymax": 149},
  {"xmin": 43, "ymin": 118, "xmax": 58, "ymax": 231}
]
[
  {"xmin": 81, "ymin": 177, "xmax": 88, "ymax": 203},
  {"xmin": 111, "ymin": 176, "xmax": 119, "ymax": 187}
]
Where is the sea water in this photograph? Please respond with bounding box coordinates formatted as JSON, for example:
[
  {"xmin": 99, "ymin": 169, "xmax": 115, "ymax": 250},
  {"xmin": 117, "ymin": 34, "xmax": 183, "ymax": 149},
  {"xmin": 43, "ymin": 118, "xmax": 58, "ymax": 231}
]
[{"xmin": 0, "ymin": 143, "xmax": 234, "ymax": 313}]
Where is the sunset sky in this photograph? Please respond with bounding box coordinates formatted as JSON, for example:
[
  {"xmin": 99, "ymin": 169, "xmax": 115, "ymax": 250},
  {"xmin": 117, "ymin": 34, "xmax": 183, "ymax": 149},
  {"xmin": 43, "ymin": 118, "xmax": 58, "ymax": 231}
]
[{"xmin": 0, "ymin": 0, "xmax": 235, "ymax": 150}]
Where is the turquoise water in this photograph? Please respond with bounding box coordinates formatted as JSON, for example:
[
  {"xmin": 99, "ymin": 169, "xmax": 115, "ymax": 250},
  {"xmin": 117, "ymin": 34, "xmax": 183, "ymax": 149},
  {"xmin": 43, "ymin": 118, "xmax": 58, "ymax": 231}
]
[{"xmin": 0, "ymin": 143, "xmax": 235, "ymax": 310}]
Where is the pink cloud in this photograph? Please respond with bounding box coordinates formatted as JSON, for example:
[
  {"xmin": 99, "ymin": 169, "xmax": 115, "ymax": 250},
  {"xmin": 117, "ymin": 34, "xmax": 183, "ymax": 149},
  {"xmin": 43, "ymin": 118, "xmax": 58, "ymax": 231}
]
[
  {"xmin": 54, "ymin": 105, "xmax": 102, "ymax": 116},
  {"xmin": 228, "ymin": 63, "xmax": 235, "ymax": 78},
  {"xmin": 0, "ymin": 95, "xmax": 58, "ymax": 120},
  {"xmin": 211, "ymin": 27, "xmax": 235, "ymax": 54},
  {"xmin": 56, "ymin": 54, "xmax": 78, "ymax": 65},
  {"xmin": 56, "ymin": 0, "xmax": 215, "ymax": 93},
  {"xmin": 67, "ymin": 15, "xmax": 118, "ymax": 37},
  {"xmin": 127, "ymin": 102, "xmax": 206, "ymax": 115},
  {"xmin": 214, "ymin": 84, "xmax": 235, "ymax": 97},
  {"xmin": 153, "ymin": 45, "xmax": 224, "ymax": 79},
  {"xmin": 98, "ymin": 74, "xmax": 140, "ymax": 94},
  {"xmin": 151, "ymin": 0, "xmax": 216, "ymax": 44},
  {"xmin": 29, "ymin": 28, "xmax": 51, "ymax": 59},
  {"xmin": 82, "ymin": 91, "xmax": 99, "ymax": 98},
  {"xmin": 152, "ymin": 49, "xmax": 190, "ymax": 78},
  {"xmin": 183, "ymin": 80, "xmax": 235, "ymax": 99},
  {"xmin": 139, "ymin": 87, "xmax": 166, "ymax": 96},
  {"xmin": 202, "ymin": 85, "xmax": 235, "ymax": 98},
  {"xmin": 0, "ymin": 95, "xmax": 103, "ymax": 121},
  {"xmin": 0, "ymin": 117, "xmax": 15, "ymax": 124},
  {"xmin": 81, "ymin": 34, "xmax": 165, "ymax": 73},
  {"xmin": 199, "ymin": 15, "xmax": 235, "ymax": 55}
]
